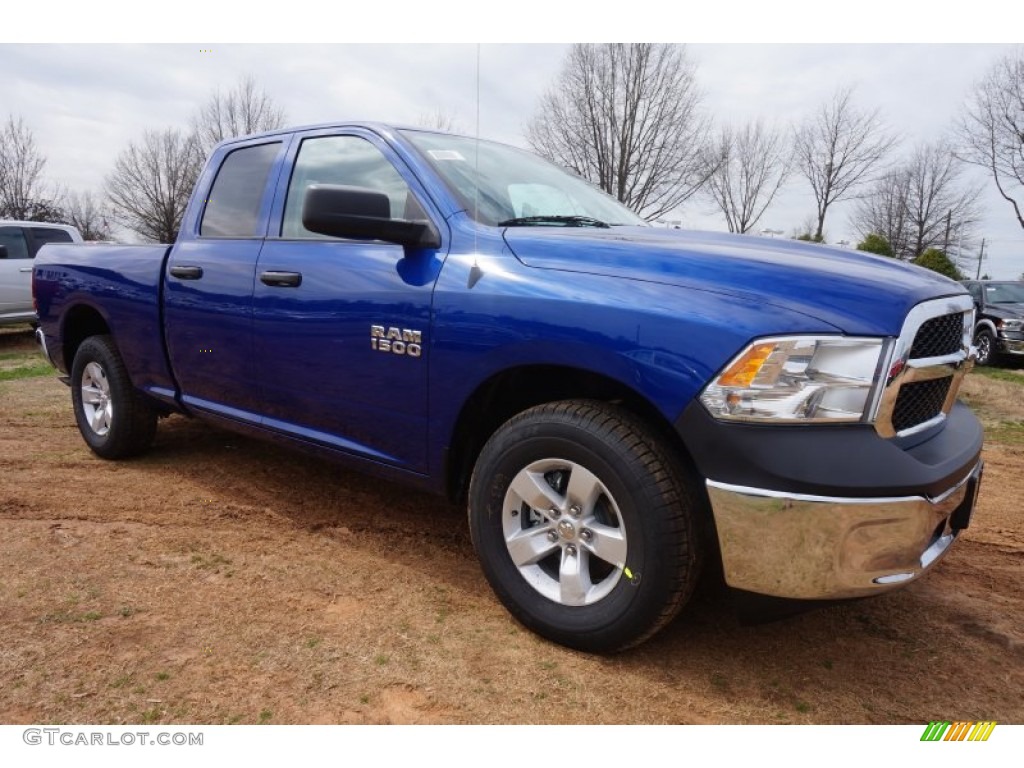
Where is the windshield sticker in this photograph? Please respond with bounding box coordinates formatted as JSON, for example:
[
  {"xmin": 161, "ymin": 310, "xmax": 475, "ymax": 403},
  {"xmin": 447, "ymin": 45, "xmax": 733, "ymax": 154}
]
[{"xmin": 428, "ymin": 149, "xmax": 466, "ymax": 161}]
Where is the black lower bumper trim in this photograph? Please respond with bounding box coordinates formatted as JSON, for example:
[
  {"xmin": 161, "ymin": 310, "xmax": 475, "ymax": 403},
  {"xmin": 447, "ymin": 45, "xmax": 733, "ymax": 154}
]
[{"xmin": 676, "ymin": 400, "xmax": 983, "ymax": 499}]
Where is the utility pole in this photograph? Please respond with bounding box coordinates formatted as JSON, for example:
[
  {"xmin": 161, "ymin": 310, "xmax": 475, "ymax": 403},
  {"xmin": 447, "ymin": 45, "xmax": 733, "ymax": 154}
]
[
  {"xmin": 975, "ymin": 238, "xmax": 986, "ymax": 280},
  {"xmin": 943, "ymin": 209, "xmax": 952, "ymax": 254}
]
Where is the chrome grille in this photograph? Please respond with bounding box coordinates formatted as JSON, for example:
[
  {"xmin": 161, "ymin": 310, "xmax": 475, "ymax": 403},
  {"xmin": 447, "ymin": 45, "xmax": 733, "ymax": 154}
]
[
  {"xmin": 892, "ymin": 377, "xmax": 954, "ymax": 432},
  {"xmin": 910, "ymin": 313, "xmax": 966, "ymax": 359},
  {"xmin": 873, "ymin": 296, "xmax": 974, "ymax": 439}
]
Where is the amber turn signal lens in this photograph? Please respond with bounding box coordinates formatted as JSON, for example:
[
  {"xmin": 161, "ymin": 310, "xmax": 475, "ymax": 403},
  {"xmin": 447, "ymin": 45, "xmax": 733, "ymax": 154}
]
[{"xmin": 717, "ymin": 343, "xmax": 776, "ymax": 388}]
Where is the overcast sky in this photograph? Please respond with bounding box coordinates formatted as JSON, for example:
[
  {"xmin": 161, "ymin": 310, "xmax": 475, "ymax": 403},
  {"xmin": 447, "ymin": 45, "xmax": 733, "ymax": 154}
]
[{"xmin": 2, "ymin": 36, "xmax": 1022, "ymax": 278}]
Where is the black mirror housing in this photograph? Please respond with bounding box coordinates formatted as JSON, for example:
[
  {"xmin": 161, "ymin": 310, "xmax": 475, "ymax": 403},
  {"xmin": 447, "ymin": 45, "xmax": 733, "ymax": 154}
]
[
  {"xmin": 0, "ymin": 244, "xmax": 8, "ymax": 259},
  {"xmin": 302, "ymin": 184, "xmax": 441, "ymax": 250}
]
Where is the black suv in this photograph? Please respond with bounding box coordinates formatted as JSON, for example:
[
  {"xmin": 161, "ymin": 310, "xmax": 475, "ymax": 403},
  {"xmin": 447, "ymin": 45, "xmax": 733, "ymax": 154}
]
[{"xmin": 961, "ymin": 280, "xmax": 1024, "ymax": 365}]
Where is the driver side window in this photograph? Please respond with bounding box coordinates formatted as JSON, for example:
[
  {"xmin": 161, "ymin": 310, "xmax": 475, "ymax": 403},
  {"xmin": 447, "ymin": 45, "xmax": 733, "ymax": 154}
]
[{"xmin": 282, "ymin": 135, "xmax": 417, "ymax": 239}]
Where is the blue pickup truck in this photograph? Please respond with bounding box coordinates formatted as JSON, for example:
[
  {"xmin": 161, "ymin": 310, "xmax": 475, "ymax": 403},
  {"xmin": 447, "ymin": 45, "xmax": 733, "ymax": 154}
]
[{"xmin": 33, "ymin": 122, "xmax": 984, "ymax": 652}]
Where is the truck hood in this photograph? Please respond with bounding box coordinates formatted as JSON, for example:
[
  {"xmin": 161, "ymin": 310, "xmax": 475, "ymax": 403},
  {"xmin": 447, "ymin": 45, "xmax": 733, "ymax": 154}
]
[
  {"xmin": 985, "ymin": 303, "xmax": 1024, "ymax": 319},
  {"xmin": 502, "ymin": 227, "xmax": 965, "ymax": 336}
]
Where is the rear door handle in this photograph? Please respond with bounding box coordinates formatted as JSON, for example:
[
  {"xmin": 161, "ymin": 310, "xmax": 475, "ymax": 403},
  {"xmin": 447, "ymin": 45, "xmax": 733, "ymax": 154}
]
[
  {"xmin": 260, "ymin": 271, "xmax": 302, "ymax": 288},
  {"xmin": 19, "ymin": 267, "xmax": 32, "ymax": 273},
  {"xmin": 169, "ymin": 265, "xmax": 204, "ymax": 280}
]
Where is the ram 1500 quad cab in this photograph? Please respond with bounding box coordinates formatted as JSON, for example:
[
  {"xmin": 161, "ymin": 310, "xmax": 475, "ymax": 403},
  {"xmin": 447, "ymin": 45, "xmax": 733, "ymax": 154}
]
[
  {"xmin": 33, "ymin": 122, "xmax": 984, "ymax": 652},
  {"xmin": 961, "ymin": 279, "xmax": 1024, "ymax": 366}
]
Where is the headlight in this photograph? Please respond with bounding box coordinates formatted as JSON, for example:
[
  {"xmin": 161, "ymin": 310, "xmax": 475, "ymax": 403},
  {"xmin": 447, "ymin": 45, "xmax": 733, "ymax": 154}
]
[
  {"xmin": 700, "ymin": 336, "xmax": 886, "ymax": 423},
  {"xmin": 999, "ymin": 318, "xmax": 1023, "ymax": 332}
]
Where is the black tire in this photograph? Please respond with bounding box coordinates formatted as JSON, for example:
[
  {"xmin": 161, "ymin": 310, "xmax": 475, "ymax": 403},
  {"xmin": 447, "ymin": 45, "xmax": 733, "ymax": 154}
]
[
  {"xmin": 974, "ymin": 328, "xmax": 996, "ymax": 366},
  {"xmin": 468, "ymin": 400, "xmax": 702, "ymax": 653},
  {"xmin": 70, "ymin": 335, "xmax": 157, "ymax": 459}
]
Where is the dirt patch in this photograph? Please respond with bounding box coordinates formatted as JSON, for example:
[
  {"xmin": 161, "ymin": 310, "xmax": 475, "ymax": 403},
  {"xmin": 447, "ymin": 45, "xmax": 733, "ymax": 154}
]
[{"xmin": 0, "ymin": 335, "xmax": 1021, "ymax": 724}]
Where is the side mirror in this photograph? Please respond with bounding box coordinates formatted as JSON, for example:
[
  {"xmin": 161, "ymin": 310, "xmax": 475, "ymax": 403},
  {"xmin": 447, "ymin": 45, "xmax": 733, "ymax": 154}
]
[
  {"xmin": 302, "ymin": 184, "xmax": 441, "ymax": 250},
  {"xmin": 0, "ymin": 245, "xmax": 8, "ymax": 259}
]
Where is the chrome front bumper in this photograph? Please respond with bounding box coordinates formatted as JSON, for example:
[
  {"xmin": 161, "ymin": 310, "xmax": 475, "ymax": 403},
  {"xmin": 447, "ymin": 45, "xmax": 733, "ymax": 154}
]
[
  {"xmin": 706, "ymin": 461, "xmax": 983, "ymax": 600},
  {"xmin": 1000, "ymin": 337, "xmax": 1024, "ymax": 355}
]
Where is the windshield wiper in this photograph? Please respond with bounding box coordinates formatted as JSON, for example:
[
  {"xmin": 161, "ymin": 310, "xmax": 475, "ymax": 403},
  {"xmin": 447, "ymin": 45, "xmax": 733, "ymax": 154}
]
[{"xmin": 498, "ymin": 215, "xmax": 611, "ymax": 228}]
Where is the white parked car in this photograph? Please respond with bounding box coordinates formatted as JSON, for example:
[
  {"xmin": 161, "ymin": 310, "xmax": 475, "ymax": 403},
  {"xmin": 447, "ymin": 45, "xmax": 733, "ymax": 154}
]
[{"xmin": 0, "ymin": 221, "xmax": 83, "ymax": 325}]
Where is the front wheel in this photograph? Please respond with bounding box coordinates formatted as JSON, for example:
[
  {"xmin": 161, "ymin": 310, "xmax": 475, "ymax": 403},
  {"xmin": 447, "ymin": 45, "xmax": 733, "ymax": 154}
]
[
  {"xmin": 974, "ymin": 328, "xmax": 996, "ymax": 366},
  {"xmin": 71, "ymin": 335, "xmax": 157, "ymax": 459},
  {"xmin": 468, "ymin": 400, "xmax": 702, "ymax": 652}
]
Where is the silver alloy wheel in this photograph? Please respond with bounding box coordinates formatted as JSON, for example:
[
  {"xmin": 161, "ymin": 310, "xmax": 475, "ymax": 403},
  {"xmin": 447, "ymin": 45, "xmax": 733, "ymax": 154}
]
[
  {"xmin": 502, "ymin": 458, "xmax": 627, "ymax": 606},
  {"xmin": 80, "ymin": 361, "xmax": 113, "ymax": 436},
  {"xmin": 975, "ymin": 331, "xmax": 992, "ymax": 365}
]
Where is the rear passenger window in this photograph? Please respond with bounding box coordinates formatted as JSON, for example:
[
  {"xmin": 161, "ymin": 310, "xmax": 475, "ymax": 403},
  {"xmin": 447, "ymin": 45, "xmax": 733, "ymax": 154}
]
[
  {"xmin": 200, "ymin": 142, "xmax": 281, "ymax": 237},
  {"xmin": 0, "ymin": 226, "xmax": 30, "ymax": 259},
  {"xmin": 29, "ymin": 227, "xmax": 73, "ymax": 257}
]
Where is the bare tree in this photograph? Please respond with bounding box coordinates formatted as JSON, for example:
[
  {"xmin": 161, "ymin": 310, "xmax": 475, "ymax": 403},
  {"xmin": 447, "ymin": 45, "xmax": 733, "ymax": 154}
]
[
  {"xmin": 791, "ymin": 214, "xmax": 826, "ymax": 242},
  {"xmin": 704, "ymin": 121, "xmax": 790, "ymax": 234},
  {"xmin": 192, "ymin": 75, "xmax": 287, "ymax": 156},
  {"xmin": 0, "ymin": 115, "xmax": 62, "ymax": 221},
  {"xmin": 852, "ymin": 140, "xmax": 982, "ymax": 261},
  {"xmin": 106, "ymin": 129, "xmax": 202, "ymax": 243},
  {"xmin": 64, "ymin": 190, "xmax": 114, "ymax": 241},
  {"xmin": 793, "ymin": 86, "xmax": 898, "ymax": 241},
  {"xmin": 417, "ymin": 108, "xmax": 463, "ymax": 133},
  {"xmin": 526, "ymin": 43, "xmax": 715, "ymax": 221},
  {"xmin": 851, "ymin": 169, "xmax": 911, "ymax": 256},
  {"xmin": 902, "ymin": 142, "xmax": 982, "ymax": 260},
  {"xmin": 956, "ymin": 53, "xmax": 1024, "ymax": 229}
]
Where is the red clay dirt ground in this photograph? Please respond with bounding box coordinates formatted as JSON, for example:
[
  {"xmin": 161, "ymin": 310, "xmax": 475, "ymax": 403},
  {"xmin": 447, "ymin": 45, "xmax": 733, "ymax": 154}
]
[{"xmin": 0, "ymin": 326, "xmax": 1021, "ymax": 724}]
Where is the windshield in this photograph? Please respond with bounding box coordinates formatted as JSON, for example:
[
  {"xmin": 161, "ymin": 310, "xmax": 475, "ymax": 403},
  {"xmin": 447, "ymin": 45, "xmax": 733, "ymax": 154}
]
[
  {"xmin": 984, "ymin": 282, "xmax": 1024, "ymax": 304},
  {"xmin": 402, "ymin": 130, "xmax": 645, "ymax": 228}
]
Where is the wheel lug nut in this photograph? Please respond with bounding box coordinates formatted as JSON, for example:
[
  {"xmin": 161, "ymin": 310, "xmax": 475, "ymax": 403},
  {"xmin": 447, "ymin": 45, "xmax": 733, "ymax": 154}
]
[
  {"xmin": 569, "ymin": 504, "xmax": 581, "ymax": 517},
  {"xmin": 547, "ymin": 531, "xmax": 558, "ymax": 542},
  {"xmin": 580, "ymin": 529, "xmax": 593, "ymax": 542},
  {"xmin": 566, "ymin": 545, "xmax": 577, "ymax": 556},
  {"xmin": 550, "ymin": 507, "xmax": 561, "ymax": 518}
]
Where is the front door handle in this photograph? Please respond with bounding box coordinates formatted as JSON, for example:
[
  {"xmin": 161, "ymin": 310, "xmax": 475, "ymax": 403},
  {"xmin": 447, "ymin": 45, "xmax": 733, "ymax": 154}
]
[
  {"xmin": 169, "ymin": 265, "xmax": 204, "ymax": 280},
  {"xmin": 260, "ymin": 271, "xmax": 302, "ymax": 288},
  {"xmin": 19, "ymin": 267, "xmax": 32, "ymax": 273}
]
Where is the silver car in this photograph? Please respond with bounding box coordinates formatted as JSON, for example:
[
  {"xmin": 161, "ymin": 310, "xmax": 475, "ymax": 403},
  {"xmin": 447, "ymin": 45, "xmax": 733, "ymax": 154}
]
[{"xmin": 0, "ymin": 221, "xmax": 83, "ymax": 325}]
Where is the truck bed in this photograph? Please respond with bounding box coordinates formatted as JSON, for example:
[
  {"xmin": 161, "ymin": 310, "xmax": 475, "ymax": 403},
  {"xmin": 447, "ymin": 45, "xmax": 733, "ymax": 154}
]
[{"xmin": 34, "ymin": 243, "xmax": 177, "ymax": 400}]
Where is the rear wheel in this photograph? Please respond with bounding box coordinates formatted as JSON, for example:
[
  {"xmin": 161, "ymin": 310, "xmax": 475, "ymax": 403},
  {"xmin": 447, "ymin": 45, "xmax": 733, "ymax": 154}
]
[
  {"xmin": 468, "ymin": 400, "xmax": 701, "ymax": 652},
  {"xmin": 71, "ymin": 335, "xmax": 157, "ymax": 459}
]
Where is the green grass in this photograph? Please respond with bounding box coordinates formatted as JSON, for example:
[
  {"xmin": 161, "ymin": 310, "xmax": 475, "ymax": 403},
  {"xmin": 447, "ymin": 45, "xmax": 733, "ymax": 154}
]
[
  {"xmin": 0, "ymin": 362, "xmax": 53, "ymax": 381},
  {"xmin": 986, "ymin": 421, "xmax": 1024, "ymax": 445},
  {"xmin": 39, "ymin": 610, "xmax": 103, "ymax": 624},
  {"xmin": 971, "ymin": 366, "xmax": 1024, "ymax": 384},
  {"xmin": 110, "ymin": 673, "xmax": 135, "ymax": 689},
  {"xmin": 0, "ymin": 350, "xmax": 39, "ymax": 362}
]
